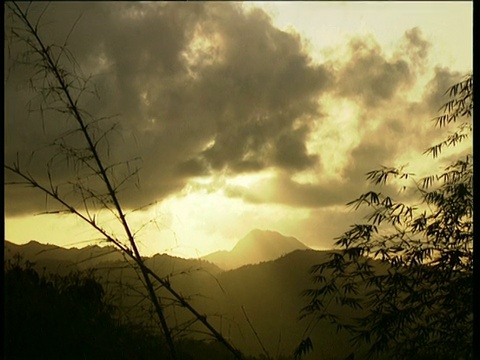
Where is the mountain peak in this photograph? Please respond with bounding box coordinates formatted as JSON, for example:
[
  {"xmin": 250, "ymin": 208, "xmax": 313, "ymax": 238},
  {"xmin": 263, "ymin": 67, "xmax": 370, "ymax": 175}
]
[
  {"xmin": 203, "ymin": 229, "xmax": 310, "ymax": 270},
  {"xmin": 233, "ymin": 229, "xmax": 308, "ymax": 252}
]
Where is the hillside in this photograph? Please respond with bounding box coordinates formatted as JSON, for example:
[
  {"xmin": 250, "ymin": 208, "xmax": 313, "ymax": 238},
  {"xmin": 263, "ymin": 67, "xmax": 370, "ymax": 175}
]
[
  {"xmin": 202, "ymin": 229, "xmax": 310, "ymax": 270},
  {"xmin": 4, "ymin": 239, "xmax": 374, "ymax": 359},
  {"xmin": 4, "ymin": 240, "xmax": 127, "ymax": 274}
]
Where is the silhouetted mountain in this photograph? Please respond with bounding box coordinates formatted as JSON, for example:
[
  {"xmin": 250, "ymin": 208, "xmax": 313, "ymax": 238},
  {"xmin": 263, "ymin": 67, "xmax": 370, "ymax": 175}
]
[
  {"xmin": 4, "ymin": 239, "xmax": 223, "ymax": 279},
  {"xmin": 4, "ymin": 240, "xmax": 126, "ymax": 274},
  {"xmin": 202, "ymin": 229, "xmax": 310, "ymax": 270},
  {"xmin": 4, "ymin": 239, "xmax": 373, "ymax": 359}
]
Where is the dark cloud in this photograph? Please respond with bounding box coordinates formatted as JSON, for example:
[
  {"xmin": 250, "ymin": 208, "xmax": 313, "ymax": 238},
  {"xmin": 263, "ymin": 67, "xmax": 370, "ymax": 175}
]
[
  {"xmin": 5, "ymin": 1, "xmax": 470, "ymax": 218},
  {"xmin": 343, "ymin": 142, "xmax": 391, "ymax": 182},
  {"xmin": 332, "ymin": 35, "xmax": 413, "ymax": 107},
  {"xmin": 423, "ymin": 66, "xmax": 465, "ymax": 115},
  {"xmin": 5, "ymin": 2, "xmax": 331, "ymax": 215},
  {"xmin": 272, "ymin": 125, "xmax": 318, "ymax": 170},
  {"xmin": 399, "ymin": 27, "xmax": 431, "ymax": 68}
]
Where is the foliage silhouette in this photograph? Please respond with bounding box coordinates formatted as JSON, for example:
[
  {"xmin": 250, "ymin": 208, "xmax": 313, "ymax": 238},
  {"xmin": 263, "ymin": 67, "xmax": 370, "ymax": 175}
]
[
  {"xmin": 4, "ymin": 257, "xmax": 168, "ymax": 360},
  {"xmin": 6, "ymin": 240, "xmax": 356, "ymax": 359},
  {"xmin": 297, "ymin": 74, "xmax": 473, "ymax": 359},
  {"xmin": 4, "ymin": 257, "xmax": 271, "ymax": 360}
]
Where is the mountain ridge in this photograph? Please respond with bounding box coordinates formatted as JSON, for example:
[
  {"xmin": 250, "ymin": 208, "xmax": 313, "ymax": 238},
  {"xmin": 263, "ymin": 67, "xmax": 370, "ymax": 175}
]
[
  {"xmin": 4, "ymin": 238, "xmax": 376, "ymax": 359},
  {"xmin": 202, "ymin": 229, "xmax": 310, "ymax": 270}
]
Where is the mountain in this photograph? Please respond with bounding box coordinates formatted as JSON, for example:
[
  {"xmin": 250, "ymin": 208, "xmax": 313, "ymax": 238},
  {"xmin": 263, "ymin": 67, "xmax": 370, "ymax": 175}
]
[
  {"xmin": 4, "ymin": 240, "xmax": 126, "ymax": 274},
  {"xmin": 4, "ymin": 240, "xmax": 222, "ymax": 277},
  {"xmin": 202, "ymin": 229, "xmax": 310, "ymax": 270},
  {"xmin": 4, "ymin": 239, "xmax": 375, "ymax": 359}
]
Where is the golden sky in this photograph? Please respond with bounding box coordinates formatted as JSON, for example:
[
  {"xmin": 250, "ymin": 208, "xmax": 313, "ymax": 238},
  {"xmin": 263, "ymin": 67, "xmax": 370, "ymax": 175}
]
[{"xmin": 4, "ymin": 2, "xmax": 473, "ymax": 258}]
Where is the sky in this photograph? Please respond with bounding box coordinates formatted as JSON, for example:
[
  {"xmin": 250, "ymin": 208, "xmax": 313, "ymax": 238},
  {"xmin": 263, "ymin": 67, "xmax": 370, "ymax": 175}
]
[{"xmin": 4, "ymin": 1, "xmax": 473, "ymax": 259}]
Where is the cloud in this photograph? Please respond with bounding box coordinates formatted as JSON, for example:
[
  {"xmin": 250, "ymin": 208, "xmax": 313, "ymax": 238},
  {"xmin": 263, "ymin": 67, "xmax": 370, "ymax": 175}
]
[
  {"xmin": 331, "ymin": 35, "xmax": 414, "ymax": 107},
  {"xmin": 397, "ymin": 27, "xmax": 431, "ymax": 69},
  {"xmin": 422, "ymin": 66, "xmax": 466, "ymax": 115},
  {"xmin": 223, "ymin": 172, "xmax": 363, "ymax": 208},
  {"xmin": 4, "ymin": 2, "xmax": 331, "ymax": 215},
  {"xmin": 4, "ymin": 2, "xmax": 471, "ymax": 219}
]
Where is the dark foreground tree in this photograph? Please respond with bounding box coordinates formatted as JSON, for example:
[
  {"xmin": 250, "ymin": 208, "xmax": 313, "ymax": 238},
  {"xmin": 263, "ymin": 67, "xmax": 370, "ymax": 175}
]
[
  {"xmin": 296, "ymin": 74, "xmax": 473, "ymax": 359},
  {"xmin": 4, "ymin": 258, "xmax": 257, "ymax": 360},
  {"xmin": 4, "ymin": 257, "xmax": 167, "ymax": 360}
]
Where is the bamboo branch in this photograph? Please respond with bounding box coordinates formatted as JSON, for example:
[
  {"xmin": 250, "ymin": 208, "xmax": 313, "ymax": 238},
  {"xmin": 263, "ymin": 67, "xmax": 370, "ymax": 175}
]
[{"xmin": 6, "ymin": 3, "xmax": 244, "ymax": 358}]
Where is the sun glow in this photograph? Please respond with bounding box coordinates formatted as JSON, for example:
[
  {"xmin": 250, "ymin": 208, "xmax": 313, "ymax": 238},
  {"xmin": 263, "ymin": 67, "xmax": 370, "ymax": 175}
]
[
  {"xmin": 226, "ymin": 172, "xmax": 274, "ymax": 188},
  {"xmin": 112, "ymin": 187, "xmax": 317, "ymax": 259}
]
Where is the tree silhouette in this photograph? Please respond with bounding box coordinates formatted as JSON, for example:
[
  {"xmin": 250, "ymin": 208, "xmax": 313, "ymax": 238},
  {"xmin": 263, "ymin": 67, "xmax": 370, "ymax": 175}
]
[
  {"xmin": 5, "ymin": 258, "xmax": 261, "ymax": 360},
  {"xmin": 4, "ymin": 257, "xmax": 166, "ymax": 359},
  {"xmin": 297, "ymin": 73, "xmax": 473, "ymax": 359}
]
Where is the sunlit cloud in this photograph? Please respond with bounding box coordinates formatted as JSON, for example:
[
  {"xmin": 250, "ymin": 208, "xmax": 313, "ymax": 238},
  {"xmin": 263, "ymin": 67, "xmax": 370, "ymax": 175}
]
[{"xmin": 4, "ymin": 1, "xmax": 472, "ymax": 256}]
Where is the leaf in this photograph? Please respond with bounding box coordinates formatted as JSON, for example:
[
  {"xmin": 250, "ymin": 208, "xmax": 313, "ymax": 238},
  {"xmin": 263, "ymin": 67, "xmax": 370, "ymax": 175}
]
[{"xmin": 293, "ymin": 337, "xmax": 313, "ymax": 360}]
